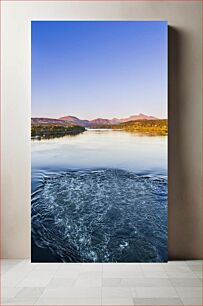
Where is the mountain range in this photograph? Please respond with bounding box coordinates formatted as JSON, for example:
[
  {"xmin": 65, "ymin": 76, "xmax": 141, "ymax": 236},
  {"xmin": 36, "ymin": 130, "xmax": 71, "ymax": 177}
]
[{"xmin": 31, "ymin": 113, "xmax": 159, "ymax": 127}]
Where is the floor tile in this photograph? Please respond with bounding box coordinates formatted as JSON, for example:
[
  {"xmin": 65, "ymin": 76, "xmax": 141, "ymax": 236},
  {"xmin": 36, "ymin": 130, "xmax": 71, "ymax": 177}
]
[
  {"xmin": 124, "ymin": 277, "xmax": 172, "ymax": 287},
  {"xmin": 75, "ymin": 277, "xmax": 102, "ymax": 287},
  {"xmin": 32, "ymin": 263, "xmax": 60, "ymax": 272},
  {"xmin": 17, "ymin": 271, "xmax": 55, "ymax": 287},
  {"xmin": 194, "ymin": 271, "xmax": 202, "ymax": 279},
  {"xmin": 133, "ymin": 297, "xmax": 183, "ymax": 305},
  {"xmin": 166, "ymin": 271, "xmax": 197, "ymax": 279},
  {"xmin": 2, "ymin": 262, "xmax": 35, "ymax": 287},
  {"xmin": 180, "ymin": 296, "xmax": 202, "ymax": 305},
  {"xmin": 103, "ymin": 270, "xmax": 144, "ymax": 279},
  {"xmin": 163, "ymin": 261, "xmax": 187, "ymax": 266},
  {"xmin": 1, "ymin": 265, "xmax": 15, "ymax": 274},
  {"xmin": 102, "ymin": 277, "xmax": 123, "ymax": 287},
  {"xmin": 2, "ymin": 287, "xmax": 22, "ymax": 299},
  {"xmin": 102, "ymin": 287, "xmax": 132, "ymax": 298},
  {"xmin": 2, "ymin": 296, "xmax": 39, "ymax": 305},
  {"xmin": 186, "ymin": 260, "xmax": 202, "ymax": 266},
  {"xmin": 15, "ymin": 287, "xmax": 45, "ymax": 298},
  {"xmin": 189, "ymin": 264, "xmax": 202, "ymax": 272},
  {"xmin": 175, "ymin": 287, "xmax": 202, "ymax": 298},
  {"xmin": 35, "ymin": 297, "xmax": 102, "ymax": 305},
  {"xmin": 80, "ymin": 263, "xmax": 103, "ymax": 272},
  {"xmin": 41, "ymin": 286, "xmax": 101, "ymax": 298},
  {"xmin": 102, "ymin": 297, "xmax": 134, "ymax": 305},
  {"xmin": 103, "ymin": 263, "xmax": 142, "ymax": 273},
  {"xmin": 142, "ymin": 271, "xmax": 168, "ymax": 278},
  {"xmin": 54, "ymin": 269, "xmax": 80, "ymax": 278},
  {"xmin": 1, "ymin": 299, "xmax": 10, "ymax": 305},
  {"xmin": 140, "ymin": 264, "xmax": 165, "ymax": 272},
  {"xmin": 135, "ymin": 286, "xmax": 178, "ymax": 298},
  {"xmin": 79, "ymin": 271, "xmax": 102, "ymax": 278},
  {"xmin": 47, "ymin": 277, "xmax": 76, "ymax": 288},
  {"xmin": 169, "ymin": 277, "xmax": 202, "ymax": 287},
  {"xmin": 164, "ymin": 265, "xmax": 192, "ymax": 272}
]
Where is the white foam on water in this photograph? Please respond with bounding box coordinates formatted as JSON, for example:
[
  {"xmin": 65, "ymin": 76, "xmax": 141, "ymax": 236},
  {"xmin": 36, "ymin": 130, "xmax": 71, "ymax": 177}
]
[{"xmin": 31, "ymin": 168, "xmax": 168, "ymax": 262}]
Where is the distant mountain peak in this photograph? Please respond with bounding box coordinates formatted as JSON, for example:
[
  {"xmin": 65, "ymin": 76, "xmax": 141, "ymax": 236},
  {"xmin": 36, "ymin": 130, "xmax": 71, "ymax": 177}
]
[
  {"xmin": 59, "ymin": 115, "xmax": 79, "ymax": 120},
  {"xmin": 32, "ymin": 113, "xmax": 159, "ymax": 127},
  {"xmin": 121, "ymin": 113, "xmax": 158, "ymax": 122},
  {"xmin": 58, "ymin": 115, "xmax": 90, "ymax": 127}
]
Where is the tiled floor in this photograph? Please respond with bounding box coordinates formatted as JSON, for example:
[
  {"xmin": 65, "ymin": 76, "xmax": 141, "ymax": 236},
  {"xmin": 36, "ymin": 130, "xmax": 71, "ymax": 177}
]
[{"xmin": 1, "ymin": 260, "xmax": 202, "ymax": 305}]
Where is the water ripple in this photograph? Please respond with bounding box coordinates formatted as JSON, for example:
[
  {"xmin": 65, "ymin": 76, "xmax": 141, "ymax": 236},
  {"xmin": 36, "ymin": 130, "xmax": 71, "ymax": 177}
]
[{"xmin": 31, "ymin": 168, "xmax": 168, "ymax": 262}]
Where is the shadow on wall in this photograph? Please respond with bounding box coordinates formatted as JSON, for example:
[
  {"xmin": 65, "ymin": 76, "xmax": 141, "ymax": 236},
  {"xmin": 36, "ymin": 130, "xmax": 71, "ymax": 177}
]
[{"xmin": 168, "ymin": 26, "xmax": 202, "ymax": 260}]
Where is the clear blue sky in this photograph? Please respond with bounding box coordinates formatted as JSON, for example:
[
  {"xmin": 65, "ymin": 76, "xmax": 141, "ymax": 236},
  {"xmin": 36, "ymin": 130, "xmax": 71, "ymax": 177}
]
[{"xmin": 32, "ymin": 21, "xmax": 167, "ymax": 119}]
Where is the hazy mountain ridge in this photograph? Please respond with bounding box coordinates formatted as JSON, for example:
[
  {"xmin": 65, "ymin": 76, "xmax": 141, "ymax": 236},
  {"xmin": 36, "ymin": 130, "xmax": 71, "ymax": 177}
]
[
  {"xmin": 32, "ymin": 114, "xmax": 159, "ymax": 126},
  {"xmin": 31, "ymin": 118, "xmax": 68, "ymax": 125},
  {"xmin": 59, "ymin": 116, "xmax": 90, "ymax": 126}
]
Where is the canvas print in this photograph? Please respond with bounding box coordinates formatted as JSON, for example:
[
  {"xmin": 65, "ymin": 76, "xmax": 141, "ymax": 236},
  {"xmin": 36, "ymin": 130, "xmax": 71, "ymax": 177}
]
[{"xmin": 31, "ymin": 21, "xmax": 168, "ymax": 262}]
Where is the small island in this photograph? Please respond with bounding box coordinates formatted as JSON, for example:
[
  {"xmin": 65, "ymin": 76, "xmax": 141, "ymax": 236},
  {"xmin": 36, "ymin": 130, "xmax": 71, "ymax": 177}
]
[
  {"xmin": 90, "ymin": 119, "xmax": 168, "ymax": 136},
  {"xmin": 31, "ymin": 124, "xmax": 86, "ymax": 139}
]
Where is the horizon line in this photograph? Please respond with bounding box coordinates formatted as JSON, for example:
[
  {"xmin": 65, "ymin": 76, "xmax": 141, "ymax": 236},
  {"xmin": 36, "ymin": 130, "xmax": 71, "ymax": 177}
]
[{"xmin": 31, "ymin": 113, "xmax": 168, "ymax": 120}]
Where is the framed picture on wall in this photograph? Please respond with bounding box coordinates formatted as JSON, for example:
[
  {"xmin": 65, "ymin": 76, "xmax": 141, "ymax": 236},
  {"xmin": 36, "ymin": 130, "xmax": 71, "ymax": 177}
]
[{"xmin": 31, "ymin": 21, "xmax": 168, "ymax": 263}]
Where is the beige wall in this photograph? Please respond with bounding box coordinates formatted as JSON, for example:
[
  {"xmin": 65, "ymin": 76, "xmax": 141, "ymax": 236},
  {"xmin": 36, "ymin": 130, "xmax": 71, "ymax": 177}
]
[{"xmin": 1, "ymin": 1, "xmax": 202, "ymax": 259}]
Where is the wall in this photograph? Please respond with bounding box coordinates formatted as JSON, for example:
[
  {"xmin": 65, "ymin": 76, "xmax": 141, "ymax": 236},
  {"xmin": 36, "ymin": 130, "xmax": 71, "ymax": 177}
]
[{"xmin": 1, "ymin": 1, "xmax": 202, "ymax": 259}]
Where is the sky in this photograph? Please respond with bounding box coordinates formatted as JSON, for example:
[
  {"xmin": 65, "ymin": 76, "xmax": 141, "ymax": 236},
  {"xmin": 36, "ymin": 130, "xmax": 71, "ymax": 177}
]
[{"xmin": 31, "ymin": 21, "xmax": 167, "ymax": 119}]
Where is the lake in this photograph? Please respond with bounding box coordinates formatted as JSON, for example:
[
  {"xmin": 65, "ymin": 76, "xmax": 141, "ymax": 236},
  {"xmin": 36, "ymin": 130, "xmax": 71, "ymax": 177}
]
[{"xmin": 31, "ymin": 129, "xmax": 168, "ymax": 262}]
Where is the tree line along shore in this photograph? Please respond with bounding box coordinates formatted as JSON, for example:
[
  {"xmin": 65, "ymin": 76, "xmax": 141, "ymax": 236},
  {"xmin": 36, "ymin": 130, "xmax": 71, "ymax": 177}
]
[
  {"xmin": 90, "ymin": 119, "xmax": 168, "ymax": 135},
  {"xmin": 31, "ymin": 119, "xmax": 168, "ymax": 139},
  {"xmin": 31, "ymin": 124, "xmax": 85, "ymax": 139}
]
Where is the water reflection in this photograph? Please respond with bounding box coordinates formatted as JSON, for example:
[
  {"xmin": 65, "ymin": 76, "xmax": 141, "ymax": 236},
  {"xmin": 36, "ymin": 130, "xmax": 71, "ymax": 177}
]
[{"xmin": 32, "ymin": 129, "xmax": 167, "ymax": 177}]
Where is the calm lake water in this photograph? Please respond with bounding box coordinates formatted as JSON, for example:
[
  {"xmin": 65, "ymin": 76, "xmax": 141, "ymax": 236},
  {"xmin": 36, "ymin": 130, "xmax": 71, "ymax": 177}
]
[
  {"xmin": 32, "ymin": 129, "xmax": 167, "ymax": 186},
  {"xmin": 31, "ymin": 129, "xmax": 168, "ymax": 263}
]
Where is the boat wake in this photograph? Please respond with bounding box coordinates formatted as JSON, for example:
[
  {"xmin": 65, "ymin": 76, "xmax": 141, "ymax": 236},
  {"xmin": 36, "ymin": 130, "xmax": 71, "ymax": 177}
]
[{"xmin": 31, "ymin": 169, "xmax": 168, "ymax": 262}]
